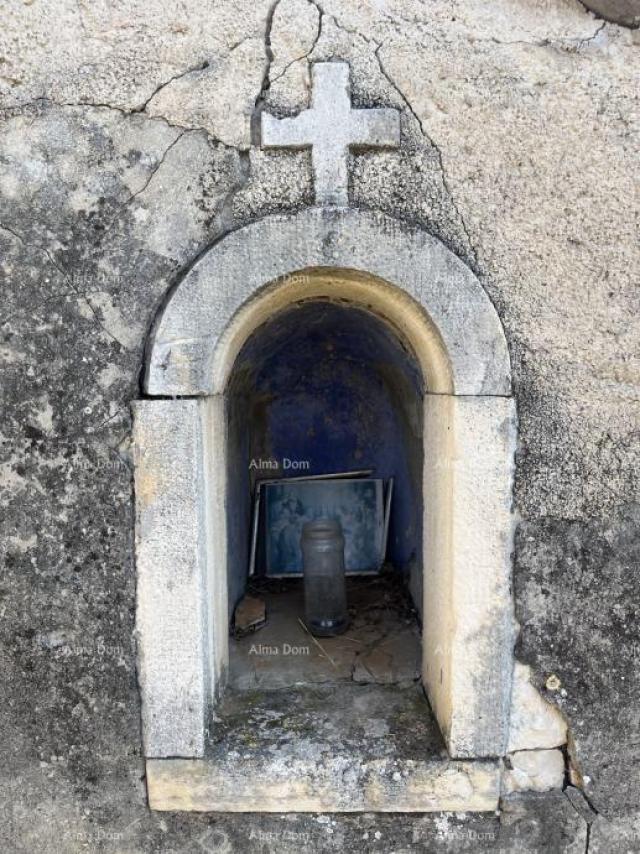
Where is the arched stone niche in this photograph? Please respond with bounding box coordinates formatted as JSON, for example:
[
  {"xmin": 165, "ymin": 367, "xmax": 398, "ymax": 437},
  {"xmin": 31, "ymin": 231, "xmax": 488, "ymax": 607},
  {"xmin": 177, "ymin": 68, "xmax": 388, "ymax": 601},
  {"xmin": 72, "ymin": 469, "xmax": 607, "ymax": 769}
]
[
  {"xmin": 145, "ymin": 208, "xmax": 510, "ymax": 397},
  {"xmin": 133, "ymin": 207, "xmax": 518, "ymax": 780}
]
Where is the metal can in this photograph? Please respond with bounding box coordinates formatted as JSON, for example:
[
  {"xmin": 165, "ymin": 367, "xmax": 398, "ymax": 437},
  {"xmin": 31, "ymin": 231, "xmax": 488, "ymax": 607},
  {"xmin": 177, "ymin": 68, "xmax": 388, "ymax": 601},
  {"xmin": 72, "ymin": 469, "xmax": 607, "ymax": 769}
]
[{"xmin": 301, "ymin": 518, "xmax": 349, "ymax": 637}]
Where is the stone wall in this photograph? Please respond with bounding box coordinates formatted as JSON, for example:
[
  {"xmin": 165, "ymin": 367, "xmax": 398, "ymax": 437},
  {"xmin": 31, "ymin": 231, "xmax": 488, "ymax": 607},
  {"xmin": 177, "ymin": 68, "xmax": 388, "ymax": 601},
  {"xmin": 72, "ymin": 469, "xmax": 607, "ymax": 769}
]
[{"xmin": 1, "ymin": 0, "xmax": 638, "ymax": 851}]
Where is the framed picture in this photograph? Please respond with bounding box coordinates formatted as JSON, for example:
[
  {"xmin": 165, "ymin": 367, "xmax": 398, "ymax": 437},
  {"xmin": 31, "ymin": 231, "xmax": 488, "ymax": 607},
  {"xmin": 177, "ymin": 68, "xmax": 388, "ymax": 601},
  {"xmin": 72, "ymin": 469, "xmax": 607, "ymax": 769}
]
[{"xmin": 262, "ymin": 478, "xmax": 385, "ymax": 576}]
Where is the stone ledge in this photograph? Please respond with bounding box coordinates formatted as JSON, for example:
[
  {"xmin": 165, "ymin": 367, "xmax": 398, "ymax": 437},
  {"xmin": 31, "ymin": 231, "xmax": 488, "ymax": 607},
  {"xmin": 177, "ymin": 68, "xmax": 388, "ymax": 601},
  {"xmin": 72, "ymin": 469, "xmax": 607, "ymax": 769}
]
[{"xmin": 146, "ymin": 757, "xmax": 500, "ymax": 813}]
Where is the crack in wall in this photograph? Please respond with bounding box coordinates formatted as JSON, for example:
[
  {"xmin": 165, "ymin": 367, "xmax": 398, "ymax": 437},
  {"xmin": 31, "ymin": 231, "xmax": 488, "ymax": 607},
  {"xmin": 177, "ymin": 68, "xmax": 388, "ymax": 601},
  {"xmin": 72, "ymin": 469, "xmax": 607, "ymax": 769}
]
[
  {"xmin": 377, "ymin": 2, "xmax": 611, "ymax": 46},
  {"xmin": 123, "ymin": 130, "xmax": 186, "ymax": 207},
  {"xmin": 575, "ymin": 20, "xmax": 608, "ymax": 48},
  {"xmin": 3, "ymin": 95, "xmax": 218, "ymax": 140},
  {"xmin": 564, "ymin": 782, "xmax": 600, "ymax": 854},
  {"xmin": 372, "ymin": 45, "xmax": 480, "ymax": 271},
  {"xmin": 560, "ymin": 728, "xmax": 603, "ymax": 854},
  {"xmin": 2, "ymin": 36, "xmax": 265, "ymax": 135},
  {"xmin": 476, "ymin": 20, "xmax": 606, "ymax": 49},
  {"xmin": 250, "ymin": 0, "xmax": 282, "ymax": 144},
  {"xmin": 320, "ymin": 11, "xmax": 480, "ymax": 271},
  {"xmin": 268, "ymin": 0, "xmax": 324, "ymax": 87},
  {"xmin": 137, "ymin": 60, "xmax": 211, "ymax": 114}
]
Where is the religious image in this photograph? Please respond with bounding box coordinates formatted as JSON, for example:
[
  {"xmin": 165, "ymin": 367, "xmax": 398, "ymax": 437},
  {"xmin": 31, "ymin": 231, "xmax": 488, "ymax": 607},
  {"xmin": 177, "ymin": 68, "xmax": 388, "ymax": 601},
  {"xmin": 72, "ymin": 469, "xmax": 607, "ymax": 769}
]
[{"xmin": 264, "ymin": 479, "xmax": 385, "ymax": 574}]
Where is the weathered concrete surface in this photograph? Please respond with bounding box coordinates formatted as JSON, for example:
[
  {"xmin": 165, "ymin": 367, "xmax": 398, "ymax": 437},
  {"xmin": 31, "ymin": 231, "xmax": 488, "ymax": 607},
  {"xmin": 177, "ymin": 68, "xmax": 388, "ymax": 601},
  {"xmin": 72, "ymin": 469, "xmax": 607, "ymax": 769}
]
[
  {"xmin": 1, "ymin": 0, "xmax": 638, "ymax": 850},
  {"xmin": 147, "ymin": 683, "xmax": 499, "ymax": 813},
  {"xmin": 589, "ymin": 813, "xmax": 640, "ymax": 852}
]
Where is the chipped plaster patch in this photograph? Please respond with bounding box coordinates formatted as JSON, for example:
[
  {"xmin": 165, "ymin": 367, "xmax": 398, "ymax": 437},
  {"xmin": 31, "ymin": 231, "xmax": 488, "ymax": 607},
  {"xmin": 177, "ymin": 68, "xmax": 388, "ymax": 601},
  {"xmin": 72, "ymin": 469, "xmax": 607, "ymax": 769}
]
[
  {"xmin": 34, "ymin": 398, "xmax": 54, "ymax": 433},
  {"xmin": 502, "ymin": 749, "xmax": 565, "ymax": 795},
  {"xmin": 508, "ymin": 661, "xmax": 568, "ymax": 752}
]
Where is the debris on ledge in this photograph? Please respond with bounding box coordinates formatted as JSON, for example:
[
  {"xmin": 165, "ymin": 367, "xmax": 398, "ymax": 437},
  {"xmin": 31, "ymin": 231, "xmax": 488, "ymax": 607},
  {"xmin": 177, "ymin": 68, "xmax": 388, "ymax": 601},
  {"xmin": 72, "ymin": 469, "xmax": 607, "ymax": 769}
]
[{"xmin": 233, "ymin": 595, "xmax": 267, "ymax": 638}]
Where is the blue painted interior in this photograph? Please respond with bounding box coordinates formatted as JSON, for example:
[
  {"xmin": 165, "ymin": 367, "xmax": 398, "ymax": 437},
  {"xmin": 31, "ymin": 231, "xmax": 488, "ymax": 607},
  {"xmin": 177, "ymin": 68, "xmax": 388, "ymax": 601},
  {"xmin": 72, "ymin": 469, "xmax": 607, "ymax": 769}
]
[{"xmin": 227, "ymin": 299, "xmax": 424, "ymax": 609}]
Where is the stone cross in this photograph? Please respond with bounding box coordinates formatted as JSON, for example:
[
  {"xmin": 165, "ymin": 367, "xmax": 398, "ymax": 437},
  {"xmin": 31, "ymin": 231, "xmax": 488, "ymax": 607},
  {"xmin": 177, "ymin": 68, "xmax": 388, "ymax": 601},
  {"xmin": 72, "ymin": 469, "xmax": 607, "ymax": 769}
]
[{"xmin": 261, "ymin": 62, "xmax": 400, "ymax": 206}]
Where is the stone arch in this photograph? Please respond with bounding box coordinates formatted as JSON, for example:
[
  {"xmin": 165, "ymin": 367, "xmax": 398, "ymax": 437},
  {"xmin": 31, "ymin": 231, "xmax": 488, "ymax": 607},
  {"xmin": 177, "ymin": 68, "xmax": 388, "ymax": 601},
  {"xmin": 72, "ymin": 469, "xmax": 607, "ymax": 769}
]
[
  {"xmin": 145, "ymin": 207, "xmax": 511, "ymax": 398},
  {"xmin": 134, "ymin": 206, "xmax": 517, "ymax": 768}
]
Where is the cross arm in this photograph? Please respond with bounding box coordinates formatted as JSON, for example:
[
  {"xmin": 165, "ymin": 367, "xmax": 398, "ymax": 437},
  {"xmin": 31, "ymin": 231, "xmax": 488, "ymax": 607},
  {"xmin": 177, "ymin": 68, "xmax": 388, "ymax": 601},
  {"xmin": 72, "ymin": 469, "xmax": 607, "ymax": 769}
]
[{"xmin": 261, "ymin": 110, "xmax": 315, "ymax": 149}]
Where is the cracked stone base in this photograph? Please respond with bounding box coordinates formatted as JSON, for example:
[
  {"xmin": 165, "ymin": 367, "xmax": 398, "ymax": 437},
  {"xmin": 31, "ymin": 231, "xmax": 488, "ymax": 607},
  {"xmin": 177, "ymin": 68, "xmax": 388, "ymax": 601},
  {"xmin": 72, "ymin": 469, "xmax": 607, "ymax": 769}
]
[
  {"xmin": 146, "ymin": 683, "xmax": 499, "ymax": 812},
  {"xmin": 146, "ymin": 756, "xmax": 500, "ymax": 813}
]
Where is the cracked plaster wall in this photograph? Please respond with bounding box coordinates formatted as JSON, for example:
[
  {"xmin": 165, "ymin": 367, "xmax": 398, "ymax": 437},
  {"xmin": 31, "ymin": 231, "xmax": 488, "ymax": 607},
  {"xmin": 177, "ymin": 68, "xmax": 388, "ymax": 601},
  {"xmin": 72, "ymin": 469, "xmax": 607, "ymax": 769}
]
[{"xmin": 0, "ymin": 0, "xmax": 638, "ymax": 851}]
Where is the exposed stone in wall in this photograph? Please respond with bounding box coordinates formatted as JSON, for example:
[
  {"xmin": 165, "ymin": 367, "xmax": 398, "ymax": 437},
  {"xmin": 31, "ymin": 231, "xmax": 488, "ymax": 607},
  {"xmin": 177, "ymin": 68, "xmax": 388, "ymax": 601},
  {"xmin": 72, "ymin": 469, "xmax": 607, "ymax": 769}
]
[
  {"xmin": 508, "ymin": 661, "xmax": 568, "ymax": 753},
  {"xmin": 502, "ymin": 749, "xmax": 566, "ymax": 795}
]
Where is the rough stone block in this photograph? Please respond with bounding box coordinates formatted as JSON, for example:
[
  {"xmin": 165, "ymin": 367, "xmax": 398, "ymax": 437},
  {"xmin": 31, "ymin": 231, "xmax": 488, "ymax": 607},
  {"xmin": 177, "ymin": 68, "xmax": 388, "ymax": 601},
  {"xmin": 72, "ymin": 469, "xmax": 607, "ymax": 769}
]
[
  {"xmin": 422, "ymin": 394, "xmax": 518, "ymax": 758},
  {"xmin": 133, "ymin": 398, "xmax": 225, "ymax": 758},
  {"xmin": 146, "ymin": 757, "xmax": 501, "ymax": 813},
  {"xmin": 508, "ymin": 661, "xmax": 568, "ymax": 752},
  {"xmin": 502, "ymin": 749, "xmax": 565, "ymax": 794}
]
